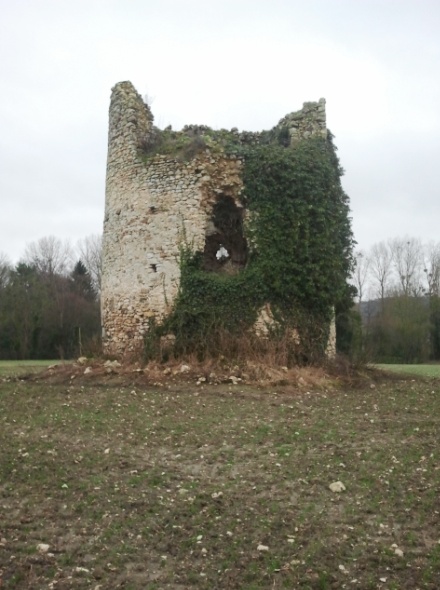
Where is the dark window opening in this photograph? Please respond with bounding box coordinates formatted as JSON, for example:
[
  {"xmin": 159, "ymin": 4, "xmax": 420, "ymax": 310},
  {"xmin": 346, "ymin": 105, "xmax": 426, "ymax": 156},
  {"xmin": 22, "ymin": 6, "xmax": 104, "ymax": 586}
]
[
  {"xmin": 150, "ymin": 263, "xmax": 157, "ymax": 272},
  {"xmin": 203, "ymin": 196, "xmax": 247, "ymax": 273}
]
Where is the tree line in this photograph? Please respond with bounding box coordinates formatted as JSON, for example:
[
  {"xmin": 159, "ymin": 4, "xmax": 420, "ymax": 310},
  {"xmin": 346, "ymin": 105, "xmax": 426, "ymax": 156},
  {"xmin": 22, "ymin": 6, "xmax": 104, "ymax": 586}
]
[
  {"xmin": 3, "ymin": 232, "xmax": 438, "ymax": 364},
  {"xmin": 350, "ymin": 237, "xmax": 440, "ymax": 363},
  {"xmin": 0, "ymin": 235, "xmax": 102, "ymax": 360}
]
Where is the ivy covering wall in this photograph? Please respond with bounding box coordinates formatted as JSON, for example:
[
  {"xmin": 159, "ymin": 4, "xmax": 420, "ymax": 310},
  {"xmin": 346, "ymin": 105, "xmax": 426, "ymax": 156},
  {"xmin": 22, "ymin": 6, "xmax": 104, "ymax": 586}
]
[{"xmin": 151, "ymin": 128, "xmax": 354, "ymax": 363}]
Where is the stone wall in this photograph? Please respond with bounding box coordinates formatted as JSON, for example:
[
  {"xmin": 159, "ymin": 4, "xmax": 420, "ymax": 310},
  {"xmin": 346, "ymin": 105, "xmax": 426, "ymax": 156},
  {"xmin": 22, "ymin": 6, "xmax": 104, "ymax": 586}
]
[
  {"xmin": 102, "ymin": 81, "xmax": 330, "ymax": 357},
  {"xmin": 277, "ymin": 98, "xmax": 326, "ymax": 143},
  {"xmin": 102, "ymin": 82, "xmax": 245, "ymax": 355}
]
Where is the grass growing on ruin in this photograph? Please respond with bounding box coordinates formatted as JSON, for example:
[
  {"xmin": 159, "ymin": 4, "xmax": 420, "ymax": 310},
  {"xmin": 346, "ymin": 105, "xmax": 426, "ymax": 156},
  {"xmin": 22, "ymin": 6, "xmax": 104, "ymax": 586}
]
[{"xmin": 1, "ymin": 376, "xmax": 440, "ymax": 588}]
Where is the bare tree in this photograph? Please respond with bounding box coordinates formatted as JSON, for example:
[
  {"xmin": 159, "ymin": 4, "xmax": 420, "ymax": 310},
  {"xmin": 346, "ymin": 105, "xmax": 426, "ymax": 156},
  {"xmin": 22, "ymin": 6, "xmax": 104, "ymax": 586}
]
[
  {"xmin": 352, "ymin": 250, "xmax": 370, "ymax": 303},
  {"xmin": 0, "ymin": 252, "xmax": 11, "ymax": 289},
  {"xmin": 389, "ymin": 237, "xmax": 424, "ymax": 296},
  {"xmin": 76, "ymin": 234, "xmax": 102, "ymax": 292},
  {"xmin": 369, "ymin": 241, "xmax": 393, "ymax": 302},
  {"xmin": 24, "ymin": 236, "xmax": 73, "ymax": 276},
  {"xmin": 424, "ymin": 241, "xmax": 440, "ymax": 296}
]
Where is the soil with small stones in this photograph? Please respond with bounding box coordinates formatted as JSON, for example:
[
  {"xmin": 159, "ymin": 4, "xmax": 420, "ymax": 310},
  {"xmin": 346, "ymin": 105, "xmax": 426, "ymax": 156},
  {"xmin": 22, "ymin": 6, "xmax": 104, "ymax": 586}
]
[{"xmin": 1, "ymin": 367, "xmax": 440, "ymax": 589}]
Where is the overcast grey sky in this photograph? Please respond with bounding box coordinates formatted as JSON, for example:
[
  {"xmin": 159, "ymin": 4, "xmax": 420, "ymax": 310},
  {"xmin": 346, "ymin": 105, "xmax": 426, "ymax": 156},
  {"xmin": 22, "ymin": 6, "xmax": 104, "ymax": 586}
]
[{"xmin": 1, "ymin": 0, "xmax": 439, "ymax": 263}]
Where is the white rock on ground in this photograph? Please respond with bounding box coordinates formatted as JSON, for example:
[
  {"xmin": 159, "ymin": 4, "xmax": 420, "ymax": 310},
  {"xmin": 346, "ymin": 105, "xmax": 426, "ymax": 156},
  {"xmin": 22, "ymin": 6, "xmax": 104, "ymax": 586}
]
[
  {"xmin": 37, "ymin": 543, "xmax": 50, "ymax": 553},
  {"xmin": 329, "ymin": 481, "xmax": 346, "ymax": 492},
  {"xmin": 104, "ymin": 360, "xmax": 121, "ymax": 368}
]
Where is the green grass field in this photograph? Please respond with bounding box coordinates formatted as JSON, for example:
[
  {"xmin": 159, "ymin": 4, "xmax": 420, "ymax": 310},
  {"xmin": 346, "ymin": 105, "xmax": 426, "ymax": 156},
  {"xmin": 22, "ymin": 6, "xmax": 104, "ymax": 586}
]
[
  {"xmin": 0, "ymin": 376, "xmax": 439, "ymax": 588},
  {"xmin": 0, "ymin": 360, "xmax": 64, "ymax": 377},
  {"xmin": 375, "ymin": 363, "xmax": 440, "ymax": 377}
]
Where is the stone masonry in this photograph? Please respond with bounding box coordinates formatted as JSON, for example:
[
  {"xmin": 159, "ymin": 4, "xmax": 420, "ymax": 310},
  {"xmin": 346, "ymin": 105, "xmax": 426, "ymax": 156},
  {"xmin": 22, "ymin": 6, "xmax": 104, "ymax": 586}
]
[{"xmin": 101, "ymin": 81, "xmax": 329, "ymax": 357}]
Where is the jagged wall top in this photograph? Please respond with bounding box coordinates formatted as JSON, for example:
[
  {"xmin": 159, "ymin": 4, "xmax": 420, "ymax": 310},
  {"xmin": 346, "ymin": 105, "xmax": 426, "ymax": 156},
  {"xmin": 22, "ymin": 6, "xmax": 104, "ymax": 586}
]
[
  {"xmin": 277, "ymin": 98, "xmax": 326, "ymax": 142},
  {"xmin": 107, "ymin": 81, "xmax": 327, "ymax": 164},
  {"xmin": 107, "ymin": 81, "xmax": 153, "ymax": 173}
]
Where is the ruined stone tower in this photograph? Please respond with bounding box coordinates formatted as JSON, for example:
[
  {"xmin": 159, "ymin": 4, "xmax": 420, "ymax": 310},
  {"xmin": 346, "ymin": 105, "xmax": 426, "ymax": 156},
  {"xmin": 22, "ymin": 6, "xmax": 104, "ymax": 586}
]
[{"xmin": 101, "ymin": 81, "xmax": 329, "ymax": 357}]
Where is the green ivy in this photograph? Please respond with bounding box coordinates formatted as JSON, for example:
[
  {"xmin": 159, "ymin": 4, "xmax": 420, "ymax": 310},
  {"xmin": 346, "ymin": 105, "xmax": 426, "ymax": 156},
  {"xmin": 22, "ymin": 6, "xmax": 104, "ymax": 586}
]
[{"xmin": 159, "ymin": 133, "xmax": 355, "ymax": 362}]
